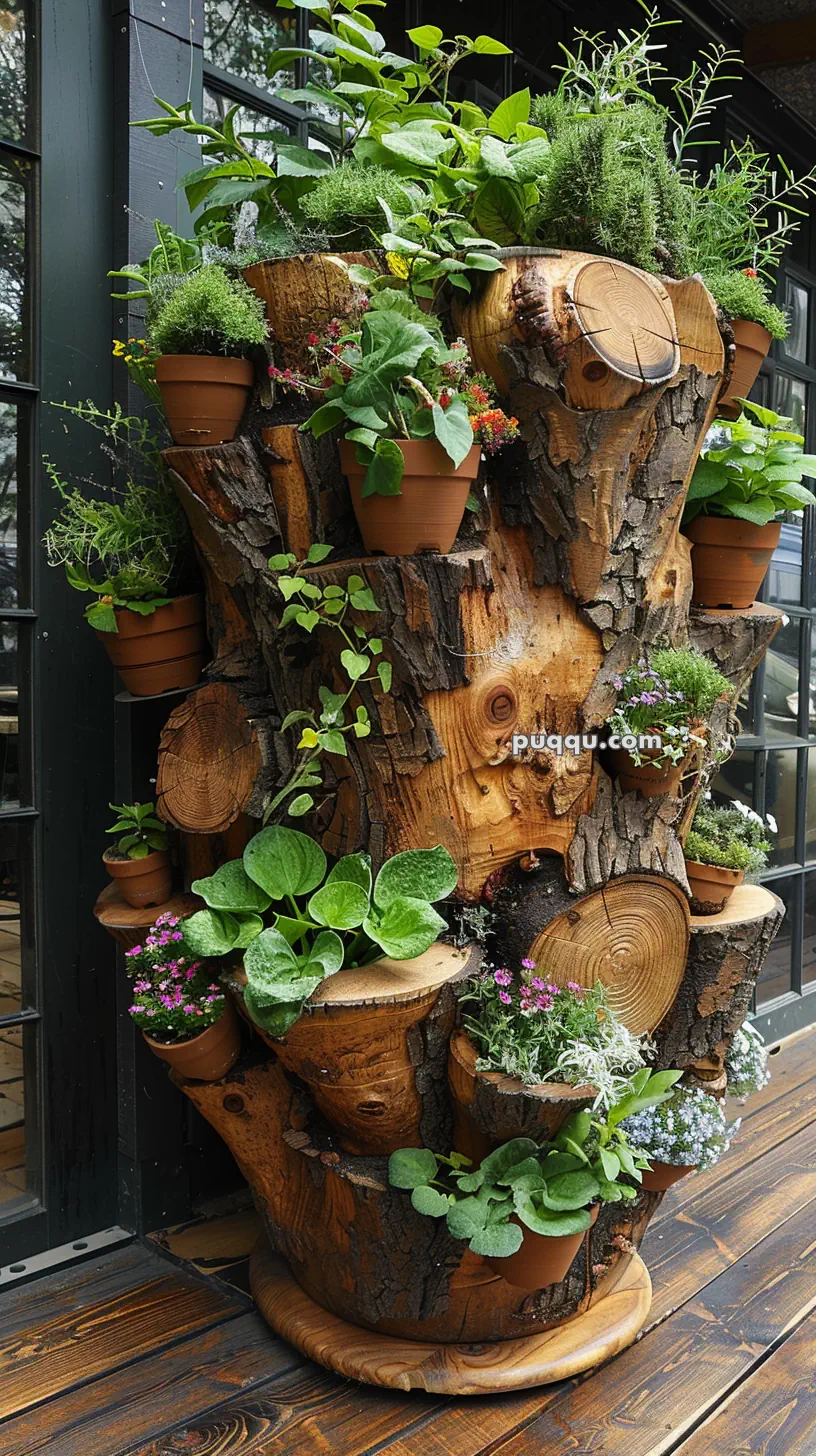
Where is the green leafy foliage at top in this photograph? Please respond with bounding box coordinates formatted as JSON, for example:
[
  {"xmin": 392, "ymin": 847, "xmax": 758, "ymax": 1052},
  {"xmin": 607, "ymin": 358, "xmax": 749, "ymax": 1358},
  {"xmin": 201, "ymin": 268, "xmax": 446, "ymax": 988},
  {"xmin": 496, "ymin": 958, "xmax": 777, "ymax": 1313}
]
[
  {"xmin": 183, "ymin": 825, "xmax": 458, "ymax": 1035},
  {"xmin": 106, "ymin": 801, "xmax": 167, "ymax": 861},
  {"xmin": 387, "ymin": 1069, "xmax": 681, "ymax": 1260},
  {"xmin": 300, "ymin": 161, "xmax": 416, "ymax": 249},
  {"xmin": 703, "ymin": 268, "xmax": 788, "ymax": 339},
  {"xmin": 148, "ymin": 264, "xmax": 269, "ymax": 358},
  {"xmin": 684, "ymin": 399, "xmax": 816, "ymax": 527},
  {"xmin": 685, "ymin": 798, "xmax": 772, "ymax": 873}
]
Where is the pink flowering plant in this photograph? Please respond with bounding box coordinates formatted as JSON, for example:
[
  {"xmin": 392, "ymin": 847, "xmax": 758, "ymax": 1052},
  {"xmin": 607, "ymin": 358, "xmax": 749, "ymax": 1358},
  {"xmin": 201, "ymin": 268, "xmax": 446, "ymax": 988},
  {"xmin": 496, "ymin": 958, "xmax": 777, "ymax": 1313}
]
[
  {"xmin": 125, "ymin": 912, "xmax": 227, "ymax": 1044},
  {"xmin": 460, "ymin": 971, "xmax": 651, "ymax": 1107}
]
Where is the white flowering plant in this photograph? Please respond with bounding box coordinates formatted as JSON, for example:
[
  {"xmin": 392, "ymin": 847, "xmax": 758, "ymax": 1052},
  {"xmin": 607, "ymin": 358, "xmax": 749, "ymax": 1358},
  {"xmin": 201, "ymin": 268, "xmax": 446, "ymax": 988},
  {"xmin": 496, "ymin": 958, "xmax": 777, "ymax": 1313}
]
[
  {"xmin": 459, "ymin": 972, "xmax": 652, "ymax": 1108},
  {"xmin": 726, "ymin": 1020, "xmax": 771, "ymax": 1102},
  {"xmin": 620, "ymin": 1084, "xmax": 739, "ymax": 1172}
]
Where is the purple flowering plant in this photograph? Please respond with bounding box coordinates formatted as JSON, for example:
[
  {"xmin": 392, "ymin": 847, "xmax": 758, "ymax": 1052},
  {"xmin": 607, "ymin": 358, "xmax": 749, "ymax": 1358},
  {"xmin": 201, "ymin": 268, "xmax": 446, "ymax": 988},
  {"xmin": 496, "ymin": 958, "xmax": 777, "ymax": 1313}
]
[
  {"xmin": 459, "ymin": 970, "xmax": 651, "ymax": 1107},
  {"xmin": 125, "ymin": 912, "xmax": 227, "ymax": 1044},
  {"xmin": 607, "ymin": 647, "xmax": 729, "ymax": 768}
]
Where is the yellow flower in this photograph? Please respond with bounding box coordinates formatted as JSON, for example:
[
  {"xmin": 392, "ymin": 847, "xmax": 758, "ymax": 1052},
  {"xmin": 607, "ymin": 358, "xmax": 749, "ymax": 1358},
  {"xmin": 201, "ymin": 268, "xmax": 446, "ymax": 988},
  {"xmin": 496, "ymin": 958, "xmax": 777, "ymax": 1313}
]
[
  {"xmin": 386, "ymin": 251, "xmax": 410, "ymax": 279},
  {"xmin": 112, "ymin": 340, "xmax": 126, "ymax": 357}
]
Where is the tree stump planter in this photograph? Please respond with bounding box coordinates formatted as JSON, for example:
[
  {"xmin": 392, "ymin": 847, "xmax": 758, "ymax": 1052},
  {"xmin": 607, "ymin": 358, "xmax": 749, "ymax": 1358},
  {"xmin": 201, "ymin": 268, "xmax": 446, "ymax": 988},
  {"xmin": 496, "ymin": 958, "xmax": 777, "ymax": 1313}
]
[
  {"xmin": 242, "ymin": 250, "xmax": 381, "ymax": 373},
  {"xmin": 143, "ymin": 246, "xmax": 789, "ymax": 1391}
]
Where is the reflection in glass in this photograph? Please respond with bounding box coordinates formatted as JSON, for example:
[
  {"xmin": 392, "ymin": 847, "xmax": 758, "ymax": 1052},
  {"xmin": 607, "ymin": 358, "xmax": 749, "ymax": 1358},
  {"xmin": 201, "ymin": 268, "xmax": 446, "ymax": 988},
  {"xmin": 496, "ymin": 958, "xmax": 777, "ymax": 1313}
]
[
  {"xmin": 784, "ymin": 279, "xmax": 809, "ymax": 363},
  {"xmin": 757, "ymin": 876, "xmax": 793, "ymax": 1003},
  {"xmin": 0, "ymin": 399, "xmax": 19, "ymax": 608},
  {"xmin": 764, "ymin": 617, "xmax": 801, "ymax": 740},
  {"xmin": 0, "ymin": 829, "xmax": 20, "ymax": 1015},
  {"xmin": 765, "ymin": 748, "xmax": 798, "ymax": 868},
  {"xmin": 711, "ymin": 748, "xmax": 756, "ymax": 815},
  {"xmin": 203, "ymin": 89, "xmax": 291, "ymax": 167},
  {"xmin": 766, "ymin": 517, "xmax": 803, "ymax": 608},
  {"xmin": 0, "ymin": 620, "xmax": 17, "ymax": 807},
  {"xmin": 0, "ymin": 3, "xmax": 26, "ymax": 144},
  {"xmin": 205, "ymin": 1, "xmax": 296, "ymax": 92},
  {"xmin": 803, "ymin": 872, "xmax": 816, "ymax": 985},
  {"xmin": 804, "ymin": 751, "xmax": 816, "ymax": 862},
  {"xmin": 0, "ymin": 1027, "xmax": 24, "ymax": 1206},
  {"xmin": 775, "ymin": 373, "xmax": 807, "ymax": 437},
  {"xmin": 0, "ymin": 157, "xmax": 27, "ymax": 380}
]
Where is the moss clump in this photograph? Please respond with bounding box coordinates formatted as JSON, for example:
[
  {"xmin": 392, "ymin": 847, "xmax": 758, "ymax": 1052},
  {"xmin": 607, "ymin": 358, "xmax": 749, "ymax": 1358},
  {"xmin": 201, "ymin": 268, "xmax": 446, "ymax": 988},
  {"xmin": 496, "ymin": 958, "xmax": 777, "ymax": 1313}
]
[
  {"xmin": 301, "ymin": 162, "xmax": 416, "ymax": 250},
  {"xmin": 529, "ymin": 98, "xmax": 690, "ymax": 276},
  {"xmin": 703, "ymin": 267, "xmax": 789, "ymax": 340},
  {"xmin": 686, "ymin": 801, "xmax": 771, "ymax": 873},
  {"xmin": 650, "ymin": 647, "xmax": 730, "ymax": 719},
  {"xmin": 149, "ymin": 265, "xmax": 268, "ymax": 357}
]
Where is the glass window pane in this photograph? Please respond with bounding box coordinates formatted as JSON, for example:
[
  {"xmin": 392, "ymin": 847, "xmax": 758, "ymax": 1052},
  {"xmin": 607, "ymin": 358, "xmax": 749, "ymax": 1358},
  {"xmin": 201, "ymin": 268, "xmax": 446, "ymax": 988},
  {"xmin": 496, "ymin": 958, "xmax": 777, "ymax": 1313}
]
[
  {"xmin": 0, "ymin": 621, "xmax": 26, "ymax": 809},
  {"xmin": 0, "ymin": 1024, "xmax": 24, "ymax": 1207},
  {"xmin": 711, "ymin": 747, "xmax": 756, "ymax": 813},
  {"xmin": 764, "ymin": 617, "xmax": 802, "ymax": 740},
  {"xmin": 803, "ymin": 871, "xmax": 816, "ymax": 985},
  {"xmin": 203, "ymin": 88, "xmax": 292, "ymax": 168},
  {"xmin": 774, "ymin": 374, "xmax": 807, "ymax": 438},
  {"xmin": 767, "ymin": 519, "xmax": 804, "ymax": 608},
  {"xmin": 0, "ymin": 824, "xmax": 22, "ymax": 1015},
  {"xmin": 784, "ymin": 279, "xmax": 809, "ymax": 363},
  {"xmin": 0, "ymin": 396, "xmax": 26, "ymax": 609},
  {"xmin": 204, "ymin": 1, "xmax": 297, "ymax": 92},
  {"xmin": 757, "ymin": 876, "xmax": 794, "ymax": 1004},
  {"xmin": 765, "ymin": 749, "xmax": 798, "ymax": 868},
  {"xmin": 805, "ymin": 750, "xmax": 816, "ymax": 860},
  {"xmin": 0, "ymin": 154, "xmax": 29, "ymax": 381},
  {"xmin": 0, "ymin": 4, "xmax": 27, "ymax": 145}
]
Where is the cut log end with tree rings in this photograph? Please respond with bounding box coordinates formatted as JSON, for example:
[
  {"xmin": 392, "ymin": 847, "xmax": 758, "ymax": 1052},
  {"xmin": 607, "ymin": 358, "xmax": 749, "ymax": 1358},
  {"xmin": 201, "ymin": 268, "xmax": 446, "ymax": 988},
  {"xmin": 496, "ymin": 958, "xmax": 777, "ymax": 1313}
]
[
  {"xmin": 156, "ymin": 681, "xmax": 261, "ymax": 834},
  {"xmin": 569, "ymin": 259, "xmax": 680, "ymax": 386},
  {"xmin": 527, "ymin": 874, "xmax": 690, "ymax": 1035}
]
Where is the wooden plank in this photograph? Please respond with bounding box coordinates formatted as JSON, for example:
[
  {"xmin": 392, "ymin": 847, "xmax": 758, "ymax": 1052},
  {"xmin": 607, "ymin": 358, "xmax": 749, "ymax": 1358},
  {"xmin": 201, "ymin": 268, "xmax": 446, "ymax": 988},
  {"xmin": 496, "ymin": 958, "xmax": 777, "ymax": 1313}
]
[
  {"xmin": 1, "ymin": 1246, "xmax": 158, "ymax": 1335},
  {"xmin": 470, "ymin": 1198, "xmax": 816, "ymax": 1456},
  {"xmin": 0, "ymin": 1314, "xmax": 301, "ymax": 1456},
  {"xmin": 674, "ymin": 1310, "xmax": 816, "ymax": 1455},
  {"xmin": 0, "ymin": 1247, "xmax": 249, "ymax": 1421},
  {"xmin": 744, "ymin": 14, "xmax": 816, "ymax": 70}
]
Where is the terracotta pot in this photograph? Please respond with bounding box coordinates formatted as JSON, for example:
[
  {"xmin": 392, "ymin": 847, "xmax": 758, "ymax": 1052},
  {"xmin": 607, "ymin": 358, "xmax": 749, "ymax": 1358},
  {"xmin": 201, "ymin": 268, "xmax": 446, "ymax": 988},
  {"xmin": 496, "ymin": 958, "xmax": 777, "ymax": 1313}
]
[
  {"xmin": 103, "ymin": 848, "xmax": 172, "ymax": 909},
  {"xmin": 339, "ymin": 439, "xmax": 481, "ymax": 556},
  {"xmin": 96, "ymin": 593, "xmax": 207, "ymax": 696},
  {"xmin": 155, "ymin": 355, "xmax": 254, "ymax": 446},
  {"xmin": 640, "ymin": 1160, "xmax": 697, "ymax": 1192},
  {"xmin": 608, "ymin": 747, "xmax": 685, "ymax": 798},
  {"xmin": 684, "ymin": 516, "xmax": 781, "ymax": 610},
  {"xmin": 448, "ymin": 1029, "xmax": 596, "ymax": 1164},
  {"xmin": 242, "ymin": 251, "xmax": 382, "ymax": 373},
  {"xmin": 685, "ymin": 859, "xmax": 743, "ymax": 914},
  {"xmin": 142, "ymin": 998, "xmax": 241, "ymax": 1082},
  {"xmin": 718, "ymin": 319, "xmax": 772, "ymax": 420},
  {"xmin": 486, "ymin": 1204, "xmax": 599, "ymax": 1292}
]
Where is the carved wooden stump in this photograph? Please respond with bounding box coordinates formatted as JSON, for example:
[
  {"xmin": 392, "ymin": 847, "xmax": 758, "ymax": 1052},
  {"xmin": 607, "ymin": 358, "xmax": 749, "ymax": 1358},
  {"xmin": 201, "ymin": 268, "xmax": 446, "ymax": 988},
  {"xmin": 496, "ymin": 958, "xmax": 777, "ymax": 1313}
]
[{"xmin": 158, "ymin": 247, "xmax": 785, "ymax": 1387}]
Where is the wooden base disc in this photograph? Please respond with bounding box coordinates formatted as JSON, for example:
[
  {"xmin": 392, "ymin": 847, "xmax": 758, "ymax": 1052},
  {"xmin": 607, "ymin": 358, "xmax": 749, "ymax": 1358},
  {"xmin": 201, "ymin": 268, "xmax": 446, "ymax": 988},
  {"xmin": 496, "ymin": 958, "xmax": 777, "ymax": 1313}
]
[{"xmin": 249, "ymin": 1239, "xmax": 651, "ymax": 1395}]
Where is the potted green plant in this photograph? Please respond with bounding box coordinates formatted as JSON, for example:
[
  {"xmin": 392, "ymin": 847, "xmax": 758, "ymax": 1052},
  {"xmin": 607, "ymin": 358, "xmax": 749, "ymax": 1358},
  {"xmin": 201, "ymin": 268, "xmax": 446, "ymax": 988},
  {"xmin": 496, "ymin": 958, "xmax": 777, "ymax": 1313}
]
[
  {"xmin": 607, "ymin": 648, "xmax": 730, "ymax": 796},
  {"xmin": 450, "ymin": 973, "xmax": 653, "ymax": 1152},
  {"xmin": 42, "ymin": 402, "xmax": 206, "ymax": 694},
  {"xmin": 619, "ymin": 1082, "xmax": 739, "ymax": 1190},
  {"xmin": 181, "ymin": 826, "xmax": 459, "ymax": 1036},
  {"xmin": 125, "ymin": 912, "xmax": 241, "ymax": 1081},
  {"xmin": 725, "ymin": 1019, "xmax": 770, "ymax": 1103},
  {"xmin": 149, "ymin": 264, "xmax": 268, "ymax": 446},
  {"xmin": 684, "ymin": 798, "xmax": 772, "ymax": 913},
  {"xmin": 104, "ymin": 801, "xmax": 172, "ymax": 908},
  {"xmin": 682, "ymin": 401, "xmax": 816, "ymax": 609},
  {"xmin": 296, "ymin": 299, "xmax": 516, "ymax": 555},
  {"xmin": 389, "ymin": 1068, "xmax": 680, "ymax": 1292}
]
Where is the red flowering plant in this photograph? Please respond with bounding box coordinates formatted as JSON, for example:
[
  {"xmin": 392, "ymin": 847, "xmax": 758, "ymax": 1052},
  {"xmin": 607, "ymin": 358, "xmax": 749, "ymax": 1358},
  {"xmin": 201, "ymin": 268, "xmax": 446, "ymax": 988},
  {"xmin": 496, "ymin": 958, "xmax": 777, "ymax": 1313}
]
[
  {"xmin": 459, "ymin": 968, "xmax": 652, "ymax": 1108},
  {"xmin": 125, "ymin": 911, "xmax": 227, "ymax": 1044},
  {"xmin": 269, "ymin": 293, "xmax": 518, "ymax": 497}
]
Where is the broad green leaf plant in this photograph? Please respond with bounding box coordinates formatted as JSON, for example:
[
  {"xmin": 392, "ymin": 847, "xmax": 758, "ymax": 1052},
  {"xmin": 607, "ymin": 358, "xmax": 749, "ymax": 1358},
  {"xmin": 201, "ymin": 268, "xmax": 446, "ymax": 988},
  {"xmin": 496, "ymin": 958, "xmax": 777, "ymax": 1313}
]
[
  {"xmin": 684, "ymin": 399, "xmax": 816, "ymax": 528},
  {"xmin": 106, "ymin": 801, "xmax": 168, "ymax": 860},
  {"xmin": 183, "ymin": 829, "xmax": 458, "ymax": 1034},
  {"xmin": 265, "ymin": 544, "xmax": 391, "ymax": 820},
  {"xmin": 388, "ymin": 1069, "xmax": 681, "ymax": 1258}
]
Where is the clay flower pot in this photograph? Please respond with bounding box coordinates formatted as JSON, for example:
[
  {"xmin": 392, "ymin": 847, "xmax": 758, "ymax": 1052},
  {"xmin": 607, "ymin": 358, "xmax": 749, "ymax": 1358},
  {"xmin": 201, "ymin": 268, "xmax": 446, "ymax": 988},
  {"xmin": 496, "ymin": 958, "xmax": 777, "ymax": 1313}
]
[
  {"xmin": 486, "ymin": 1204, "xmax": 599, "ymax": 1292},
  {"xmin": 448, "ymin": 1029, "xmax": 596, "ymax": 1164},
  {"xmin": 718, "ymin": 319, "xmax": 773, "ymax": 420},
  {"xmin": 685, "ymin": 859, "xmax": 743, "ymax": 915},
  {"xmin": 155, "ymin": 355, "xmax": 254, "ymax": 446},
  {"xmin": 684, "ymin": 516, "xmax": 781, "ymax": 610},
  {"xmin": 339, "ymin": 439, "xmax": 481, "ymax": 556},
  {"xmin": 608, "ymin": 747, "xmax": 685, "ymax": 798},
  {"xmin": 640, "ymin": 1160, "xmax": 697, "ymax": 1192},
  {"xmin": 103, "ymin": 848, "xmax": 172, "ymax": 909},
  {"xmin": 142, "ymin": 998, "xmax": 241, "ymax": 1083},
  {"xmin": 96, "ymin": 593, "xmax": 207, "ymax": 696}
]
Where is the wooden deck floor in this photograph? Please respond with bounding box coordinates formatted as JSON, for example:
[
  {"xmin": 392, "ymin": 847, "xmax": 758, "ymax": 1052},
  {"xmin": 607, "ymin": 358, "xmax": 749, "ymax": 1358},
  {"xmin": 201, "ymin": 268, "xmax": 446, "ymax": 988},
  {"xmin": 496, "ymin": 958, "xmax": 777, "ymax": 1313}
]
[{"xmin": 1, "ymin": 1028, "xmax": 815, "ymax": 1456}]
